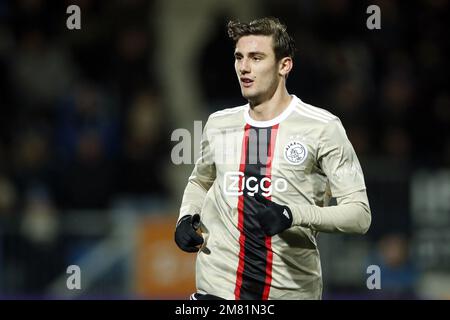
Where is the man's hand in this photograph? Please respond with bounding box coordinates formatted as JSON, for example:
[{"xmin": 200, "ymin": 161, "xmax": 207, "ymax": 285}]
[
  {"xmin": 254, "ymin": 194, "xmax": 293, "ymax": 236},
  {"xmin": 174, "ymin": 214, "xmax": 204, "ymax": 252}
]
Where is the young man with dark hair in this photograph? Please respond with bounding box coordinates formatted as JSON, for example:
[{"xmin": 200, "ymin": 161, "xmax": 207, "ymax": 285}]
[{"xmin": 175, "ymin": 17, "xmax": 371, "ymax": 300}]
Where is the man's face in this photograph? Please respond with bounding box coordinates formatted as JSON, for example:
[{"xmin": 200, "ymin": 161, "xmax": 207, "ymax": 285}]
[{"xmin": 234, "ymin": 35, "xmax": 280, "ymax": 103}]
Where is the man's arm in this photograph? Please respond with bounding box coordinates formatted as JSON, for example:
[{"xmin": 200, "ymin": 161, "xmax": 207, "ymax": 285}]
[
  {"xmin": 178, "ymin": 117, "xmax": 216, "ymax": 223},
  {"xmin": 175, "ymin": 118, "xmax": 216, "ymax": 252},
  {"xmin": 289, "ymin": 190, "xmax": 371, "ymax": 234},
  {"xmin": 292, "ymin": 117, "xmax": 371, "ymax": 234}
]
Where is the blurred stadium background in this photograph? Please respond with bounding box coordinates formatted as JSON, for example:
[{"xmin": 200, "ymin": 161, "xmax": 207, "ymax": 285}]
[{"xmin": 0, "ymin": 0, "xmax": 449, "ymax": 299}]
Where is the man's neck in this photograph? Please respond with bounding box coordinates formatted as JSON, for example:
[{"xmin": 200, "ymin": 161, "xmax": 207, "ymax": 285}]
[{"xmin": 248, "ymin": 88, "xmax": 292, "ymax": 122}]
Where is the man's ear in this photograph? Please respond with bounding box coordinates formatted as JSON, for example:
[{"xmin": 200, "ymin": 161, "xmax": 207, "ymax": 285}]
[{"xmin": 279, "ymin": 57, "xmax": 293, "ymax": 77}]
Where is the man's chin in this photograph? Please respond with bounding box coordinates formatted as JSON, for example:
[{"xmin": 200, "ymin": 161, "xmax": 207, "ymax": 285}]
[{"xmin": 241, "ymin": 90, "xmax": 258, "ymax": 101}]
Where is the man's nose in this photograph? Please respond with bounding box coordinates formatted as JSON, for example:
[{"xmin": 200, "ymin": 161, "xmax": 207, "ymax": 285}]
[{"xmin": 239, "ymin": 58, "xmax": 250, "ymax": 74}]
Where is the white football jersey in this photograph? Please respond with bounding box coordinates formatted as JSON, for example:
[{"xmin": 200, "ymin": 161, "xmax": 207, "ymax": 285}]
[{"xmin": 179, "ymin": 95, "xmax": 370, "ymax": 300}]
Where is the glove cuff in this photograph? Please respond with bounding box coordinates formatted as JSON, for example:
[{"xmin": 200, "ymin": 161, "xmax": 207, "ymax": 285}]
[
  {"xmin": 283, "ymin": 205, "xmax": 293, "ymax": 222},
  {"xmin": 176, "ymin": 214, "xmax": 192, "ymax": 227}
]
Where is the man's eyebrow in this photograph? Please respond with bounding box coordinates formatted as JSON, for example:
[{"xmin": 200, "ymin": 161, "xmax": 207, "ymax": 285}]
[
  {"xmin": 234, "ymin": 51, "xmax": 267, "ymax": 57},
  {"xmin": 248, "ymin": 51, "xmax": 267, "ymax": 57}
]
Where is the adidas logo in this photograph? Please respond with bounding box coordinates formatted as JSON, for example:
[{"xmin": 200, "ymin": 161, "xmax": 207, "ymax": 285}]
[{"xmin": 282, "ymin": 209, "xmax": 290, "ymax": 219}]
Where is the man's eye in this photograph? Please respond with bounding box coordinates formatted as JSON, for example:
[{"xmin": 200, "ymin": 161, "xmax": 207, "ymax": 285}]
[
  {"xmin": 235, "ymin": 56, "xmax": 242, "ymax": 60},
  {"xmin": 253, "ymin": 57, "xmax": 261, "ymax": 61}
]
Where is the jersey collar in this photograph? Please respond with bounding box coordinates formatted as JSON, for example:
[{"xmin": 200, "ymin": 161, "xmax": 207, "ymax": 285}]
[{"xmin": 244, "ymin": 95, "xmax": 299, "ymax": 128}]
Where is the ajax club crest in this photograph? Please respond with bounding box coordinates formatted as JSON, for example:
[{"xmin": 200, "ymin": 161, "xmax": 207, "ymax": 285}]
[{"xmin": 284, "ymin": 141, "xmax": 308, "ymax": 165}]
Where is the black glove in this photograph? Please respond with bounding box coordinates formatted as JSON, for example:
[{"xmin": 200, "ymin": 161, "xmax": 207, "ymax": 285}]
[
  {"xmin": 254, "ymin": 194, "xmax": 293, "ymax": 236},
  {"xmin": 175, "ymin": 214, "xmax": 204, "ymax": 252}
]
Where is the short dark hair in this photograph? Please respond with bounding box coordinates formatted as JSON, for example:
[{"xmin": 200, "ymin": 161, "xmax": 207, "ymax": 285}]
[{"xmin": 227, "ymin": 17, "xmax": 296, "ymax": 61}]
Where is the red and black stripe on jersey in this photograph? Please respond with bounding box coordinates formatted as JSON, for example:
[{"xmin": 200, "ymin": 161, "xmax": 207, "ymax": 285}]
[{"xmin": 234, "ymin": 124, "xmax": 279, "ymax": 300}]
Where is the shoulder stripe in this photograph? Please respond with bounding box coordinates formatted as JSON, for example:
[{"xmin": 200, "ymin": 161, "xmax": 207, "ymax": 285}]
[
  {"xmin": 210, "ymin": 105, "xmax": 246, "ymax": 118},
  {"xmin": 295, "ymin": 103, "xmax": 332, "ymax": 122},
  {"xmin": 293, "ymin": 108, "xmax": 329, "ymax": 123},
  {"xmin": 297, "ymin": 106, "xmax": 331, "ymax": 122},
  {"xmin": 298, "ymin": 101, "xmax": 336, "ymax": 120},
  {"xmin": 214, "ymin": 106, "xmax": 245, "ymax": 115}
]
